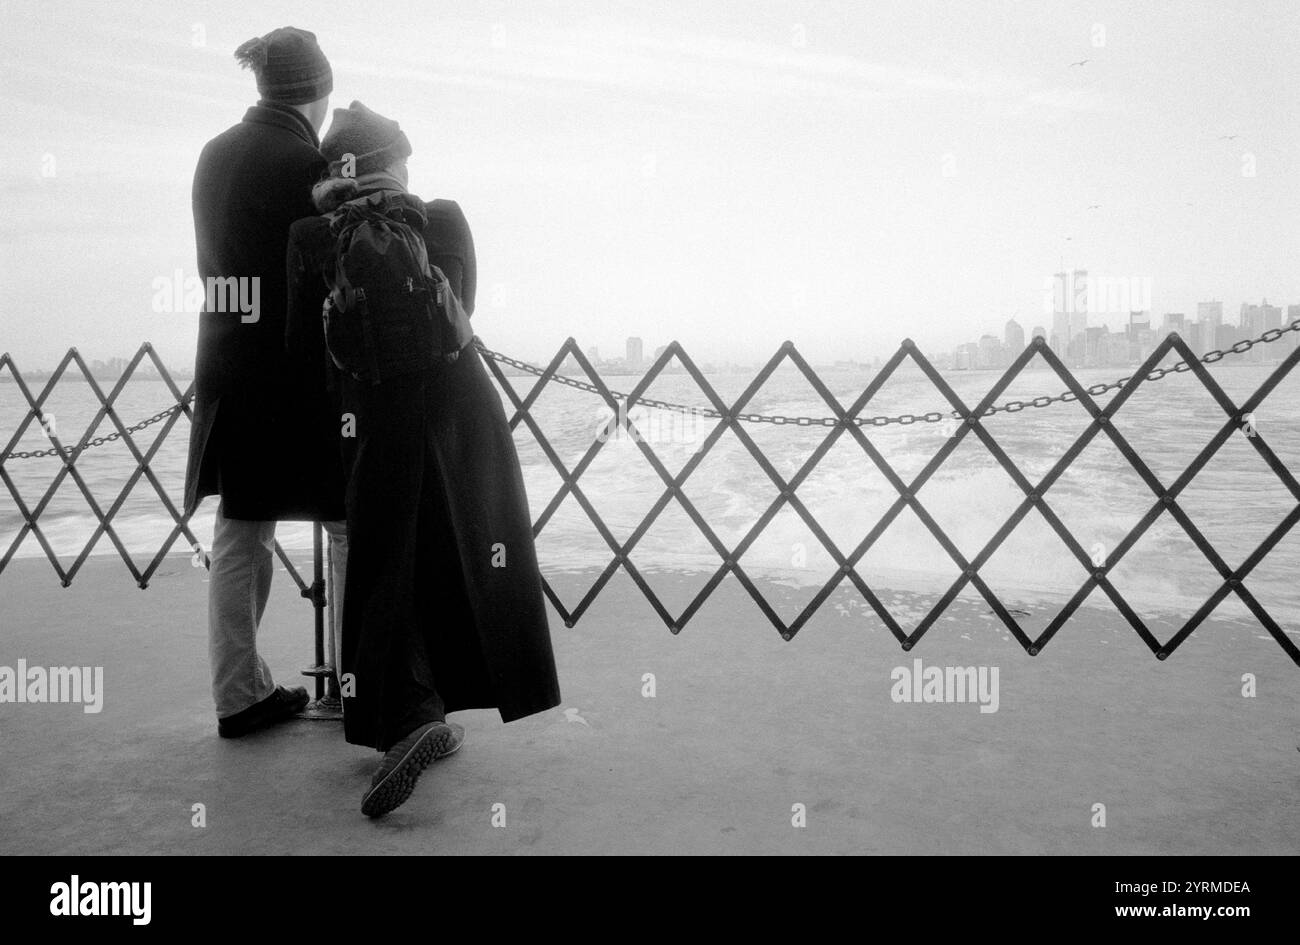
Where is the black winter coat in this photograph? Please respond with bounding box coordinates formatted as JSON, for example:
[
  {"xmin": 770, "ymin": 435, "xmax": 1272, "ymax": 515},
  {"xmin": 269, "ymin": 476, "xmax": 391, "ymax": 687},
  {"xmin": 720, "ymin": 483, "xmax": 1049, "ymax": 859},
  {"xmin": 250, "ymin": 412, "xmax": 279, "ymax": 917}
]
[
  {"xmin": 286, "ymin": 187, "xmax": 561, "ymax": 730},
  {"xmin": 184, "ymin": 102, "xmax": 346, "ymax": 521}
]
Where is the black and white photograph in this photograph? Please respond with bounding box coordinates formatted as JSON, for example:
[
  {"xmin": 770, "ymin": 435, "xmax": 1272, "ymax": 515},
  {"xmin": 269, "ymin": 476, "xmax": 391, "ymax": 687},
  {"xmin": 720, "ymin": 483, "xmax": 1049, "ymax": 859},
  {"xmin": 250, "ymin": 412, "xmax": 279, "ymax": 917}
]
[{"xmin": 0, "ymin": 0, "xmax": 1295, "ymax": 913}]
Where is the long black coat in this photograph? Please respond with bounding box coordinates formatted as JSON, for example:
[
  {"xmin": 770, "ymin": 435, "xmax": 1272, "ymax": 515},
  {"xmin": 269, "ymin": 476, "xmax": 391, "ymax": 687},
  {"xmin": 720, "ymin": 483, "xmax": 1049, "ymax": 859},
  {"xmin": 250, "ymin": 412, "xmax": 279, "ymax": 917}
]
[
  {"xmin": 286, "ymin": 190, "xmax": 561, "ymax": 734},
  {"xmin": 185, "ymin": 102, "xmax": 346, "ymax": 521}
]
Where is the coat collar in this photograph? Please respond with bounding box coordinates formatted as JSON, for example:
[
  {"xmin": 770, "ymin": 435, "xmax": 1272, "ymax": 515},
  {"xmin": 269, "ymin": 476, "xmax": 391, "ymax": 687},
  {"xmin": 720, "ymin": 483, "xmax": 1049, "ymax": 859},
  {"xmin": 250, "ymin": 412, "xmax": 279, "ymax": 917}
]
[{"xmin": 241, "ymin": 101, "xmax": 320, "ymax": 149}]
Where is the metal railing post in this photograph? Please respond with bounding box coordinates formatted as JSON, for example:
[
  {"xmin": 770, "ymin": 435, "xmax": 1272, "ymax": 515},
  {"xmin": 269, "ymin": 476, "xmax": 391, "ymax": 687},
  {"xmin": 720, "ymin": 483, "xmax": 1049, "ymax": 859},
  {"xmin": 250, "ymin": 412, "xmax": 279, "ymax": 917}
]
[
  {"xmin": 299, "ymin": 521, "xmax": 342, "ymax": 719},
  {"xmin": 325, "ymin": 534, "xmax": 341, "ymax": 705}
]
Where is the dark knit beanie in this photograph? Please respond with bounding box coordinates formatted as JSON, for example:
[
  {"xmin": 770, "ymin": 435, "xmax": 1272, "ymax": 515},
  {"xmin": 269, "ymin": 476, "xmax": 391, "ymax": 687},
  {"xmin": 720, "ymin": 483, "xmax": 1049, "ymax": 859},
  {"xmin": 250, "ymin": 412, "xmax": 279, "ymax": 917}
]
[
  {"xmin": 320, "ymin": 101, "xmax": 413, "ymax": 177},
  {"xmin": 234, "ymin": 26, "xmax": 332, "ymax": 105}
]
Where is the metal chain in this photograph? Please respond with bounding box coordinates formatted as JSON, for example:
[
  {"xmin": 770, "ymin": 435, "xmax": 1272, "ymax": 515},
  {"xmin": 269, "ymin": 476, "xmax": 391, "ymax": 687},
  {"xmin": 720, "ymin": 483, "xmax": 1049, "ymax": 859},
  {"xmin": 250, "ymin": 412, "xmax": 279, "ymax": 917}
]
[
  {"xmin": 479, "ymin": 319, "xmax": 1300, "ymax": 428},
  {"xmin": 5, "ymin": 319, "xmax": 1297, "ymax": 461},
  {"xmin": 5, "ymin": 403, "xmax": 185, "ymax": 460}
]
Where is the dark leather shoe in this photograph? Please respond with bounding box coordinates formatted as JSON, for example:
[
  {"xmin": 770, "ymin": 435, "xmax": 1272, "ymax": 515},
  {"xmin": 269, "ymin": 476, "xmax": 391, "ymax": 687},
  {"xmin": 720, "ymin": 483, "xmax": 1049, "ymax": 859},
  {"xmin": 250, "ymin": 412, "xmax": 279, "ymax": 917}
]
[
  {"xmin": 361, "ymin": 721, "xmax": 465, "ymax": 818},
  {"xmin": 217, "ymin": 685, "xmax": 309, "ymax": 738}
]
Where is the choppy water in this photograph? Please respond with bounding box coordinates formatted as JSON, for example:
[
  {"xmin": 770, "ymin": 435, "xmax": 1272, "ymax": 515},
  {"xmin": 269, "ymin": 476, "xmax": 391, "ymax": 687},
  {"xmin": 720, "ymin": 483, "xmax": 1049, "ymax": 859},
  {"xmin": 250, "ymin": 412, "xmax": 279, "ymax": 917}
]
[{"xmin": 2, "ymin": 355, "xmax": 1298, "ymax": 623}]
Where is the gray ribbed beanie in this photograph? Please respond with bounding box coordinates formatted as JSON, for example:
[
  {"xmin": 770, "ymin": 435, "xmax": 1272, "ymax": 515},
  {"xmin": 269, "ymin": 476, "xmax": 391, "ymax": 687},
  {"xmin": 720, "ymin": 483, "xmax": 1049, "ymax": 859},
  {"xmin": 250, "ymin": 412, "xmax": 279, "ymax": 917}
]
[{"xmin": 320, "ymin": 101, "xmax": 412, "ymax": 177}]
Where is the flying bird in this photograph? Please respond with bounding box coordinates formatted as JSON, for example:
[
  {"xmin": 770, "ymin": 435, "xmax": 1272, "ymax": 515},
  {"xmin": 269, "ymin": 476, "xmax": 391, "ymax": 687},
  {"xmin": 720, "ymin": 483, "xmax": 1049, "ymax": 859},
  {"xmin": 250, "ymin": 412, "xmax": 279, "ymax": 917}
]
[
  {"xmin": 1218, "ymin": 134, "xmax": 1239, "ymax": 140},
  {"xmin": 1070, "ymin": 59, "xmax": 1090, "ymax": 67},
  {"xmin": 563, "ymin": 707, "xmax": 589, "ymax": 726},
  {"xmin": 1087, "ymin": 204, "xmax": 1101, "ymax": 210}
]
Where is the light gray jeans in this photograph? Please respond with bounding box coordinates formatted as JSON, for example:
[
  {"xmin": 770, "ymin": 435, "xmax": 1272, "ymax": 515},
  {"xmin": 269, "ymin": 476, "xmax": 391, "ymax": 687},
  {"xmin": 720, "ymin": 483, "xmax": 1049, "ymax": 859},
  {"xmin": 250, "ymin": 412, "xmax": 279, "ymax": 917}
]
[{"xmin": 208, "ymin": 504, "xmax": 347, "ymax": 717}]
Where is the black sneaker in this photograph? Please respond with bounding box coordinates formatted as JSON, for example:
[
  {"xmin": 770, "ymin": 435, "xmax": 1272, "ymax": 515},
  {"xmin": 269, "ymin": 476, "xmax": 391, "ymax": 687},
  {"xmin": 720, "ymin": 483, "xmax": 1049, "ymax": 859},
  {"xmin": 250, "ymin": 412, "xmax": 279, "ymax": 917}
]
[
  {"xmin": 217, "ymin": 685, "xmax": 310, "ymax": 738},
  {"xmin": 361, "ymin": 721, "xmax": 465, "ymax": 818}
]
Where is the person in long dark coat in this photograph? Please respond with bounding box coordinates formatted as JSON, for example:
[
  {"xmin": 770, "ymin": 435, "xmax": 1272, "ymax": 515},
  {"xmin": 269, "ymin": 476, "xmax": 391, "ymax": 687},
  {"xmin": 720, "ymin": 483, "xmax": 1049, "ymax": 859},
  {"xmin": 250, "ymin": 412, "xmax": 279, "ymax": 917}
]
[
  {"xmin": 185, "ymin": 27, "xmax": 348, "ymax": 737},
  {"xmin": 286, "ymin": 101, "xmax": 561, "ymax": 817}
]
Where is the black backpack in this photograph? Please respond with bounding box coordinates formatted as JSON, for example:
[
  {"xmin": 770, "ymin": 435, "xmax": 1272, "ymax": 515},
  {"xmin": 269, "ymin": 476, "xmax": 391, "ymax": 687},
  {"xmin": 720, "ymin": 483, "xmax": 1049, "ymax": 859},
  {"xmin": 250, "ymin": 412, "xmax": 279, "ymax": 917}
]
[{"xmin": 321, "ymin": 191, "xmax": 473, "ymax": 384}]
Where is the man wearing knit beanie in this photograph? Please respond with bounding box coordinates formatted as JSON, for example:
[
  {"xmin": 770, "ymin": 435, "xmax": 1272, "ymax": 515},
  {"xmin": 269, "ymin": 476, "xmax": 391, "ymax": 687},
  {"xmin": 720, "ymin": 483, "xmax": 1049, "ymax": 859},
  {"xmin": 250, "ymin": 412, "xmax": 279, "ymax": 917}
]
[
  {"xmin": 185, "ymin": 26, "xmax": 348, "ymax": 738},
  {"xmin": 234, "ymin": 27, "xmax": 334, "ymax": 133}
]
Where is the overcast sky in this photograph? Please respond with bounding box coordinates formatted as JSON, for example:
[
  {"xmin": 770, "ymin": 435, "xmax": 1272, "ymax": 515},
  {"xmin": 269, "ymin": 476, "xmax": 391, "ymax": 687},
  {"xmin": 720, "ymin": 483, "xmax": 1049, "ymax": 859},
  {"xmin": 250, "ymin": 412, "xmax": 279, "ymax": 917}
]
[{"xmin": 1, "ymin": 0, "xmax": 1297, "ymax": 370}]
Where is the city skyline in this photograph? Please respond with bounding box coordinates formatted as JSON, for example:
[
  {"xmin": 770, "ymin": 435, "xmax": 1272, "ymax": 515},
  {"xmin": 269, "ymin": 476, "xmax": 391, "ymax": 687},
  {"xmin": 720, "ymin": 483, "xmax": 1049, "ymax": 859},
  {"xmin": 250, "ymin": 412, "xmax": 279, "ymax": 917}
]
[
  {"xmin": 952, "ymin": 282, "xmax": 1297, "ymax": 371},
  {"xmin": 6, "ymin": 282, "xmax": 1299, "ymax": 379}
]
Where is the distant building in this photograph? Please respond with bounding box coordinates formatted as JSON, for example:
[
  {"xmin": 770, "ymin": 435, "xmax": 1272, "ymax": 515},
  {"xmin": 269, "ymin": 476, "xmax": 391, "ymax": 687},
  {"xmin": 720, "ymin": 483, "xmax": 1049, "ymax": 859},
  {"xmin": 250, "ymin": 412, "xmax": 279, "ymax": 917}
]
[
  {"xmin": 1197, "ymin": 301, "xmax": 1223, "ymax": 335},
  {"xmin": 1050, "ymin": 271, "xmax": 1071, "ymax": 359},
  {"xmin": 1239, "ymin": 302, "xmax": 1256, "ymax": 333},
  {"xmin": 653, "ymin": 345, "xmax": 667, "ymax": 362},
  {"xmin": 1127, "ymin": 311, "xmax": 1153, "ymax": 363},
  {"xmin": 626, "ymin": 336, "xmax": 643, "ymax": 366},
  {"xmin": 585, "ymin": 346, "xmax": 600, "ymax": 364},
  {"xmin": 977, "ymin": 334, "xmax": 1002, "ymax": 369},
  {"xmin": 1160, "ymin": 313, "xmax": 1185, "ymax": 335},
  {"xmin": 89, "ymin": 357, "xmax": 130, "ymax": 380},
  {"xmin": 1191, "ymin": 301, "xmax": 1222, "ymax": 358},
  {"xmin": 1084, "ymin": 325, "xmax": 1108, "ymax": 367},
  {"xmin": 1031, "ymin": 325, "xmax": 1047, "ymax": 341},
  {"xmin": 1239, "ymin": 300, "xmax": 1280, "ymax": 334},
  {"xmin": 1004, "ymin": 319, "xmax": 1025, "ymax": 357},
  {"xmin": 1049, "ymin": 269, "xmax": 1088, "ymax": 364},
  {"xmin": 1240, "ymin": 300, "xmax": 1282, "ymax": 360},
  {"xmin": 1084, "ymin": 325, "xmax": 1127, "ymax": 368},
  {"xmin": 953, "ymin": 341, "xmax": 980, "ymax": 370}
]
